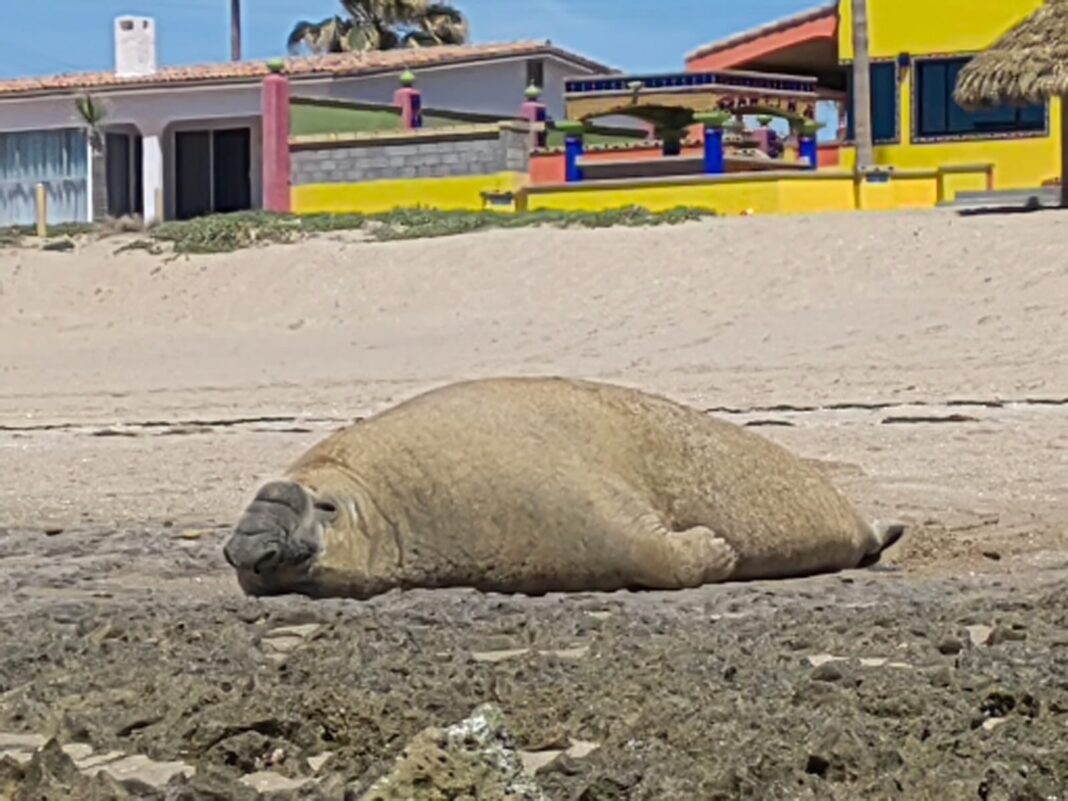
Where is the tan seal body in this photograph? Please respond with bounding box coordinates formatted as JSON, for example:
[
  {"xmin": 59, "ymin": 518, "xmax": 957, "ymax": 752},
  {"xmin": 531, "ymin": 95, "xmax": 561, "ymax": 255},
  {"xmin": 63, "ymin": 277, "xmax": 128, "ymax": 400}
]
[{"xmin": 223, "ymin": 377, "xmax": 904, "ymax": 599}]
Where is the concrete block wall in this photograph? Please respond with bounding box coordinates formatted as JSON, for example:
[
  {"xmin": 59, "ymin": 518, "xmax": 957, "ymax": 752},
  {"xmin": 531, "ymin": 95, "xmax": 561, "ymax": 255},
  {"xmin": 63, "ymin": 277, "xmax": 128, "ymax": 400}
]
[{"xmin": 292, "ymin": 125, "xmax": 532, "ymax": 186}]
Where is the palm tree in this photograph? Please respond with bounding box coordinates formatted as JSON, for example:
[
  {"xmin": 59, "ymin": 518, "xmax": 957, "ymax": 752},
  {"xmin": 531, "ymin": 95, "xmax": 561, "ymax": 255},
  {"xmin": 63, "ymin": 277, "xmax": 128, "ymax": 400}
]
[
  {"xmin": 287, "ymin": 0, "xmax": 468, "ymax": 55},
  {"xmin": 850, "ymin": 0, "xmax": 874, "ymax": 171},
  {"xmin": 75, "ymin": 93, "xmax": 109, "ymax": 220},
  {"xmin": 231, "ymin": 0, "xmax": 242, "ymax": 61}
]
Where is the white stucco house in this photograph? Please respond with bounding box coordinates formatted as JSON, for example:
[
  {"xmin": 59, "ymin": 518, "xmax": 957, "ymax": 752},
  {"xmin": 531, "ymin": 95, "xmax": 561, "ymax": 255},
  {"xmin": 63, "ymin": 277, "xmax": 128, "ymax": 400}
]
[{"xmin": 0, "ymin": 18, "xmax": 612, "ymax": 227}]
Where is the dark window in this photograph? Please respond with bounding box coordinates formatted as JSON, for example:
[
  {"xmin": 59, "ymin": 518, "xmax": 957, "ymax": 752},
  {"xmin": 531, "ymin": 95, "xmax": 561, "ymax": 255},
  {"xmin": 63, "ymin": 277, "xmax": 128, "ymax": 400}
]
[
  {"xmin": 212, "ymin": 128, "xmax": 251, "ymax": 215},
  {"xmin": 526, "ymin": 58, "xmax": 544, "ymax": 90},
  {"xmin": 915, "ymin": 57, "xmax": 1045, "ymax": 138},
  {"xmin": 846, "ymin": 62, "xmax": 898, "ymax": 143},
  {"xmin": 175, "ymin": 130, "xmax": 212, "ymax": 221}
]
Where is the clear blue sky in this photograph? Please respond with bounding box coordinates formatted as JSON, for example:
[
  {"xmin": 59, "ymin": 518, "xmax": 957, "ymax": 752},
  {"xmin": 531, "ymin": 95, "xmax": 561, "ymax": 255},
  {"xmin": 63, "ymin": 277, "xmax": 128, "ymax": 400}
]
[{"xmin": 1, "ymin": 0, "xmax": 820, "ymax": 77}]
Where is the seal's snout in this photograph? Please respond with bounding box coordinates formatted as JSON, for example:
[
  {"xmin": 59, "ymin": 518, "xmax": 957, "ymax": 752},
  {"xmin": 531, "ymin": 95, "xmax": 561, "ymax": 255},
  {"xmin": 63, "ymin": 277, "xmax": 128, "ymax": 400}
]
[{"xmin": 223, "ymin": 481, "xmax": 321, "ymax": 581}]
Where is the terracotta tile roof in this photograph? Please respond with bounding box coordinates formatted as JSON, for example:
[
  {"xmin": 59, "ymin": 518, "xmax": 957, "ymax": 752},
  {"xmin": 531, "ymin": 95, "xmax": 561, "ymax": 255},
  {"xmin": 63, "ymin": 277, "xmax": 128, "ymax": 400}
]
[
  {"xmin": 685, "ymin": 3, "xmax": 838, "ymax": 61},
  {"xmin": 0, "ymin": 41, "xmax": 613, "ymax": 98}
]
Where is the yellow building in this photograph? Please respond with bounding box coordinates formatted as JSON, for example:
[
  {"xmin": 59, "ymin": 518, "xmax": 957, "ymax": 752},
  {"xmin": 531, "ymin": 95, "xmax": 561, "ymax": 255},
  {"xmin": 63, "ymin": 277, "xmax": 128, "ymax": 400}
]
[{"xmin": 686, "ymin": 0, "xmax": 1062, "ymax": 191}]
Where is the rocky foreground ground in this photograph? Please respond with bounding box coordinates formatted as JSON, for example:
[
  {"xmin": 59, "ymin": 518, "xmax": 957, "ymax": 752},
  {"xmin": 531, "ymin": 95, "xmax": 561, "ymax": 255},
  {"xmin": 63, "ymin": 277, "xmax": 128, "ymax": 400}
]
[{"xmin": 3, "ymin": 520, "xmax": 1068, "ymax": 800}]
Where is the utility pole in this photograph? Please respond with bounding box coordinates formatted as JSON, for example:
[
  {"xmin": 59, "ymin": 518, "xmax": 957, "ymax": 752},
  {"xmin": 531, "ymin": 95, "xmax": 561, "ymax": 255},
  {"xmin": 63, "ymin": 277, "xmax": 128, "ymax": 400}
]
[
  {"xmin": 230, "ymin": 0, "xmax": 242, "ymax": 61},
  {"xmin": 851, "ymin": 0, "xmax": 874, "ymax": 171}
]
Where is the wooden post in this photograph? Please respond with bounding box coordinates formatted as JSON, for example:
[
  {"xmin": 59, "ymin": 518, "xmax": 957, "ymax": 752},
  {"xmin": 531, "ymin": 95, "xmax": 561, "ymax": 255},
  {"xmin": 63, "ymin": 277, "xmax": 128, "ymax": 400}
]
[{"xmin": 35, "ymin": 183, "xmax": 47, "ymax": 237}]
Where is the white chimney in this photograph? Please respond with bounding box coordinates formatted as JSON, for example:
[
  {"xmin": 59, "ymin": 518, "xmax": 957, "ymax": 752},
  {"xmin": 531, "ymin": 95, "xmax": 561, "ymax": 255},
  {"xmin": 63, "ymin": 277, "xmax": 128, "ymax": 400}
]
[{"xmin": 115, "ymin": 16, "xmax": 157, "ymax": 77}]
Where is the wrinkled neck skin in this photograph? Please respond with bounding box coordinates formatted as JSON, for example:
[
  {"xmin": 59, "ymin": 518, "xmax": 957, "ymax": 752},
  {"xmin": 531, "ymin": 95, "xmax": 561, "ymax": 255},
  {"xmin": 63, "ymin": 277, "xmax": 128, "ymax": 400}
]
[{"xmin": 287, "ymin": 462, "xmax": 404, "ymax": 600}]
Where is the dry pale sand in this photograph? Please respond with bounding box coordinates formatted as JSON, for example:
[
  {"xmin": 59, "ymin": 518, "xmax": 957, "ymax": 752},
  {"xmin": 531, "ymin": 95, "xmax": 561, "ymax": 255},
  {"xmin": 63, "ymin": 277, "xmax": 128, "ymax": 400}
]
[{"xmin": 1, "ymin": 208, "xmax": 1067, "ymax": 573}]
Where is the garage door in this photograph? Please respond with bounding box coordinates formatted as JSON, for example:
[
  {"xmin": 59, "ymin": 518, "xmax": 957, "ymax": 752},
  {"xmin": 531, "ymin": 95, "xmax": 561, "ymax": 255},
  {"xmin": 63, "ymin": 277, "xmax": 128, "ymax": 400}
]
[{"xmin": 0, "ymin": 128, "xmax": 89, "ymax": 227}]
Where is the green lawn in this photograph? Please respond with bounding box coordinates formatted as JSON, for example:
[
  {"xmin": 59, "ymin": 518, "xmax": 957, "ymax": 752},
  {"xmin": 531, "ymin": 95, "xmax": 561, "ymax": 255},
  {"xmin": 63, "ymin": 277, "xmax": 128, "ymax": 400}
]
[{"xmin": 290, "ymin": 104, "xmax": 406, "ymax": 135}]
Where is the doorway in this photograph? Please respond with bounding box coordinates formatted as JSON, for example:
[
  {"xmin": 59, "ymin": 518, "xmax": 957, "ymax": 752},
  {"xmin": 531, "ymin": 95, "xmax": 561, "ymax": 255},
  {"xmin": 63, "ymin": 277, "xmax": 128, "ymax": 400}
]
[
  {"xmin": 174, "ymin": 127, "xmax": 251, "ymax": 220},
  {"xmin": 105, "ymin": 131, "xmax": 144, "ymax": 218}
]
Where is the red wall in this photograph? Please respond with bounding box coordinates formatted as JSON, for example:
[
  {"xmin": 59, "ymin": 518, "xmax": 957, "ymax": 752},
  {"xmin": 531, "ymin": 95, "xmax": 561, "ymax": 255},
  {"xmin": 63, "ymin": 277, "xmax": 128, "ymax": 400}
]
[{"xmin": 529, "ymin": 144, "xmax": 704, "ymax": 185}]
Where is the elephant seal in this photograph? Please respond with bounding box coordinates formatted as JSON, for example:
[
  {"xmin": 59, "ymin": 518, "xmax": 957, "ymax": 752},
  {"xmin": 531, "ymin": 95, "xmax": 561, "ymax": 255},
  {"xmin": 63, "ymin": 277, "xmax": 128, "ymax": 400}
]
[{"xmin": 223, "ymin": 377, "xmax": 904, "ymax": 599}]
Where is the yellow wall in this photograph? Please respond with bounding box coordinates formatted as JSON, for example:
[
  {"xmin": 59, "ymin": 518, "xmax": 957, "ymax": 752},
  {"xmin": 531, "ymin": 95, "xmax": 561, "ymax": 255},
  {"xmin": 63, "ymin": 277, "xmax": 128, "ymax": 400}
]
[
  {"xmin": 291, "ymin": 168, "xmax": 992, "ymax": 219},
  {"xmin": 520, "ymin": 170, "xmax": 987, "ymax": 216},
  {"xmin": 292, "ymin": 172, "xmax": 525, "ymax": 214},
  {"xmin": 838, "ymin": 0, "xmax": 1044, "ymax": 60},
  {"xmin": 836, "ymin": 0, "xmax": 1061, "ymax": 191}
]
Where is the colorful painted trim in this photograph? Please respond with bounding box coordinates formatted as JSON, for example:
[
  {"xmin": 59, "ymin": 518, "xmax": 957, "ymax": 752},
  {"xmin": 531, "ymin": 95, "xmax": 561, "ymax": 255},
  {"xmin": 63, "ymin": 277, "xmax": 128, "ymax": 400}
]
[{"xmin": 564, "ymin": 69, "xmax": 818, "ymax": 97}]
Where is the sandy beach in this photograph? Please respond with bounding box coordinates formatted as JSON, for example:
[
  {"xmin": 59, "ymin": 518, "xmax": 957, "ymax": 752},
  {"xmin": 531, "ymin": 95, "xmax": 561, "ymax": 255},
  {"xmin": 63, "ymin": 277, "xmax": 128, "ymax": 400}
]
[{"xmin": 2, "ymin": 207, "xmax": 1068, "ymax": 798}]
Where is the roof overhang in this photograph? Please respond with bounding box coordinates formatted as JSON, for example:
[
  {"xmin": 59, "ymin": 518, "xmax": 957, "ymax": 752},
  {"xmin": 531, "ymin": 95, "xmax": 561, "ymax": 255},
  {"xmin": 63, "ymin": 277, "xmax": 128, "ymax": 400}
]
[
  {"xmin": 0, "ymin": 43, "xmax": 615, "ymax": 102},
  {"xmin": 685, "ymin": 4, "xmax": 840, "ymax": 86}
]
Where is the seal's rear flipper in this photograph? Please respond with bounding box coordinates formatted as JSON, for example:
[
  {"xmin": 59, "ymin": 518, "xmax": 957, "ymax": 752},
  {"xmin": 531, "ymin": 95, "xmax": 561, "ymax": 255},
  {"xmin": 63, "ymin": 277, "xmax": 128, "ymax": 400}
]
[{"xmin": 858, "ymin": 519, "xmax": 906, "ymax": 568}]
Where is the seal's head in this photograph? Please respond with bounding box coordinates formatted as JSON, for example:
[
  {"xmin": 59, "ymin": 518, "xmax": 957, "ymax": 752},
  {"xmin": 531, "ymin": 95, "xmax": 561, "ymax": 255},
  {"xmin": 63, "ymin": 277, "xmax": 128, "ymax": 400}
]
[{"xmin": 223, "ymin": 480, "xmax": 342, "ymax": 596}]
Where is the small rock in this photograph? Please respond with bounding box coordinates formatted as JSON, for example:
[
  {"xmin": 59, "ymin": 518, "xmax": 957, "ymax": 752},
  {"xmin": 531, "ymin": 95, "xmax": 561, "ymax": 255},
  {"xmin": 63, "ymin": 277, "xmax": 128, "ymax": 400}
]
[
  {"xmin": 988, "ymin": 625, "xmax": 1026, "ymax": 645},
  {"xmin": 858, "ymin": 657, "xmax": 888, "ymax": 667},
  {"xmin": 567, "ymin": 740, "xmax": 600, "ymax": 759},
  {"xmin": 0, "ymin": 733, "xmax": 47, "ymax": 750},
  {"xmin": 521, "ymin": 729, "xmax": 571, "ymax": 752},
  {"xmin": 239, "ymin": 770, "xmax": 313, "ymax": 794},
  {"xmin": 0, "ymin": 751, "xmax": 33, "ymax": 766},
  {"xmin": 43, "ymin": 527, "xmax": 64, "ymax": 536},
  {"xmin": 811, "ymin": 663, "xmax": 844, "ymax": 683},
  {"xmin": 533, "ymin": 752, "xmax": 583, "ymax": 777},
  {"xmin": 981, "ymin": 717, "xmax": 1007, "ymax": 732},
  {"xmin": 20, "ymin": 740, "xmax": 79, "ymax": 792},
  {"xmin": 806, "ymin": 654, "xmax": 845, "ymax": 668},
  {"xmin": 938, "ymin": 637, "xmax": 964, "ymax": 655},
  {"xmin": 61, "ymin": 743, "xmax": 94, "ymax": 762},
  {"xmin": 471, "ymin": 648, "xmax": 531, "ymax": 663},
  {"xmin": 519, "ymin": 749, "xmax": 563, "ymax": 776},
  {"xmin": 306, "ymin": 753, "xmax": 332, "ymax": 773},
  {"xmin": 75, "ymin": 751, "xmax": 125, "ymax": 770},
  {"xmin": 91, "ymin": 753, "xmax": 195, "ymax": 792},
  {"xmin": 261, "ymin": 624, "xmax": 322, "ymax": 661},
  {"xmin": 176, "ymin": 529, "xmax": 210, "ymax": 541},
  {"xmin": 927, "ymin": 666, "xmax": 954, "ymax": 688},
  {"xmin": 236, "ymin": 604, "xmax": 265, "ymax": 625},
  {"xmin": 543, "ymin": 646, "xmax": 589, "ymax": 660},
  {"xmin": 966, "ymin": 625, "xmax": 994, "ymax": 647},
  {"xmin": 266, "ymin": 623, "xmax": 322, "ymax": 640}
]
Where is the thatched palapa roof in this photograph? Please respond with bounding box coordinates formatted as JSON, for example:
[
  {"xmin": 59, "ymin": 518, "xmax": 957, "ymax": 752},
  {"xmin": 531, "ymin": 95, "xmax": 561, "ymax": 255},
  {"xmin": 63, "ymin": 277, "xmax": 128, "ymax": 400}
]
[{"xmin": 955, "ymin": 0, "xmax": 1068, "ymax": 109}]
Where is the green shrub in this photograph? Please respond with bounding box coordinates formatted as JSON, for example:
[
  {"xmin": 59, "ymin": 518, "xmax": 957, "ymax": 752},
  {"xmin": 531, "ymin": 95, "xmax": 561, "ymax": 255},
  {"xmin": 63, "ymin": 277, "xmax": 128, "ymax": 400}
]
[{"xmin": 148, "ymin": 206, "xmax": 715, "ymax": 254}]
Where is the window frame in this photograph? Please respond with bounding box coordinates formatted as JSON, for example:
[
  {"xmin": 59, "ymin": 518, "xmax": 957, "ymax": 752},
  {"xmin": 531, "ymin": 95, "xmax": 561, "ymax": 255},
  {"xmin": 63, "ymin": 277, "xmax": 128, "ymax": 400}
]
[
  {"xmin": 911, "ymin": 53, "xmax": 1048, "ymax": 144},
  {"xmin": 842, "ymin": 58, "xmax": 901, "ymax": 146}
]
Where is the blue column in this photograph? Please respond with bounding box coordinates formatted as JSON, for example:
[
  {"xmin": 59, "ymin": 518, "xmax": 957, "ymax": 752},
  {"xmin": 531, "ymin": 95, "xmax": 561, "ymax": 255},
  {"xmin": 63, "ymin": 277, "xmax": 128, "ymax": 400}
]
[
  {"xmin": 799, "ymin": 135, "xmax": 818, "ymax": 170},
  {"xmin": 703, "ymin": 127, "xmax": 724, "ymax": 175},
  {"xmin": 564, "ymin": 134, "xmax": 583, "ymax": 183}
]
